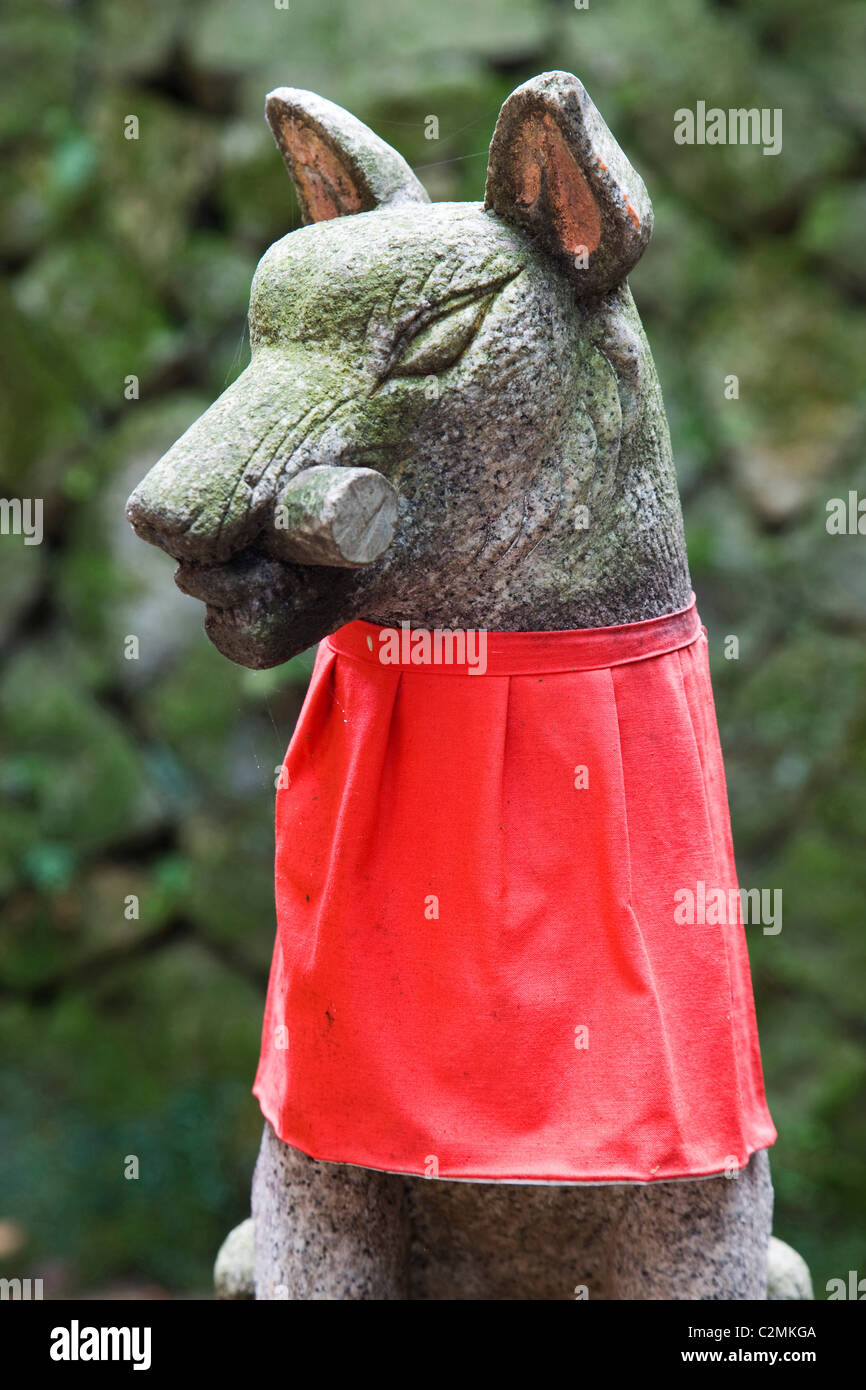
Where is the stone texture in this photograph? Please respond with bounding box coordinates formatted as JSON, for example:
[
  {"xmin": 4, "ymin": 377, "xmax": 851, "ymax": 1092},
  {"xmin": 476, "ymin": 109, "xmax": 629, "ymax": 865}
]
[
  {"xmin": 272, "ymin": 464, "xmax": 397, "ymax": 566},
  {"xmin": 237, "ymin": 1146, "xmax": 802, "ymax": 1300},
  {"xmin": 251, "ymin": 1121, "xmax": 409, "ymax": 1300},
  {"xmin": 766, "ymin": 1236, "xmax": 815, "ymax": 1301},
  {"xmin": 214, "ymin": 1217, "xmax": 255, "ymax": 1300},
  {"xmin": 408, "ymin": 1150, "xmax": 774, "ymax": 1300}
]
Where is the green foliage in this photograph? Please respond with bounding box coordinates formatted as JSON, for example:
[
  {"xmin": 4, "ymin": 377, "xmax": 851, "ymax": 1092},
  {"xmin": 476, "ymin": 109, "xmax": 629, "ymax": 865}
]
[{"xmin": 1, "ymin": 0, "xmax": 864, "ymax": 1297}]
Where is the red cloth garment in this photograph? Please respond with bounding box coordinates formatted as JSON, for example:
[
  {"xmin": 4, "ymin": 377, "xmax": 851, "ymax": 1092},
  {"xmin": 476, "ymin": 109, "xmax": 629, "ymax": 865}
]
[{"xmin": 253, "ymin": 597, "xmax": 776, "ymax": 1183}]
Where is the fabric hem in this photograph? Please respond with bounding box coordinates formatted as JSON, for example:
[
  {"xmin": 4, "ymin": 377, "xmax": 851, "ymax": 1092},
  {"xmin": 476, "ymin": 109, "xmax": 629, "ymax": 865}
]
[{"xmin": 253, "ymin": 1089, "xmax": 776, "ymax": 1187}]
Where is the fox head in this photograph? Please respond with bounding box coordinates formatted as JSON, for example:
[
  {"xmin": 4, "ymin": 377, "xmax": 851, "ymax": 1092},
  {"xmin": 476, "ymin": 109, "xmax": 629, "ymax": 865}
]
[{"xmin": 126, "ymin": 71, "xmax": 690, "ymax": 668}]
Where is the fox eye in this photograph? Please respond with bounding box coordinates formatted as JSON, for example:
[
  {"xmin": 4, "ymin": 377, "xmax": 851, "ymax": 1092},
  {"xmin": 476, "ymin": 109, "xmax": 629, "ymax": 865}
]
[{"xmin": 386, "ymin": 293, "xmax": 493, "ymax": 380}]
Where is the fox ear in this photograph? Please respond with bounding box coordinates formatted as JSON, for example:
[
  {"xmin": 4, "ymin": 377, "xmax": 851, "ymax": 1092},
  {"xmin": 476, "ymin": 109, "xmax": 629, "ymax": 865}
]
[
  {"xmin": 266, "ymin": 87, "xmax": 430, "ymax": 224},
  {"xmin": 484, "ymin": 72, "xmax": 652, "ymax": 297}
]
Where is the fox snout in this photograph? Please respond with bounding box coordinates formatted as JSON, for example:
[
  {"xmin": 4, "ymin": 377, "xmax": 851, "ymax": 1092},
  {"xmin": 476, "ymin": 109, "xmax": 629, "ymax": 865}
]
[{"xmin": 125, "ymin": 358, "xmax": 398, "ymax": 571}]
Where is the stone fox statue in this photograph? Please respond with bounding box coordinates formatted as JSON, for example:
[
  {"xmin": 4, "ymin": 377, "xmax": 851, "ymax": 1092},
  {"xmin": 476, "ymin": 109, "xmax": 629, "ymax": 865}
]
[{"xmin": 127, "ymin": 72, "xmax": 777, "ymax": 1300}]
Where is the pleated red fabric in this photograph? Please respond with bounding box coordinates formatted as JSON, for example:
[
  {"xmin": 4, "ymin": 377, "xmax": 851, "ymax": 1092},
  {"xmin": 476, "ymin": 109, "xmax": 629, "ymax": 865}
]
[{"xmin": 253, "ymin": 596, "xmax": 776, "ymax": 1183}]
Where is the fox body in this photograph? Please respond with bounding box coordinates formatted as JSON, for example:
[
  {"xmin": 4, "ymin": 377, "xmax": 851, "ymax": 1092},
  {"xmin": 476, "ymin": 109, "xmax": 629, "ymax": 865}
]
[{"xmin": 127, "ymin": 73, "xmax": 773, "ymax": 1299}]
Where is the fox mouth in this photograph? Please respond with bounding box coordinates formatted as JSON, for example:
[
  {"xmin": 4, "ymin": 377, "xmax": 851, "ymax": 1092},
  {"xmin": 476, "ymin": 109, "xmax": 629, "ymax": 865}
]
[
  {"xmin": 174, "ymin": 563, "xmax": 241, "ymax": 611},
  {"xmin": 173, "ymin": 547, "xmax": 286, "ymax": 611},
  {"xmin": 173, "ymin": 545, "xmax": 369, "ymax": 669}
]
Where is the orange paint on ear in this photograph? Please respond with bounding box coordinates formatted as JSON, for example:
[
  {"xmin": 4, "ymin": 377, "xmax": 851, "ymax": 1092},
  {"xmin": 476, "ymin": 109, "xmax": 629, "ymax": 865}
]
[
  {"xmin": 285, "ymin": 119, "xmax": 365, "ymax": 222},
  {"xmin": 510, "ymin": 112, "xmax": 602, "ymax": 258},
  {"xmin": 512, "ymin": 125, "xmax": 542, "ymax": 207}
]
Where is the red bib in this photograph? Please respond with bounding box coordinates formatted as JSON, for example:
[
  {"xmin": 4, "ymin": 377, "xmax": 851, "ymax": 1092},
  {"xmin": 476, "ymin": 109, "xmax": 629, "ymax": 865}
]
[{"xmin": 253, "ymin": 598, "xmax": 776, "ymax": 1182}]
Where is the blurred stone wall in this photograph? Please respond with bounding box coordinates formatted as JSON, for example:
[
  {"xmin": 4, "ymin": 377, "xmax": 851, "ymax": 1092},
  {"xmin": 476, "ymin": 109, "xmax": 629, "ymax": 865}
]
[{"xmin": 1, "ymin": 0, "xmax": 864, "ymax": 1295}]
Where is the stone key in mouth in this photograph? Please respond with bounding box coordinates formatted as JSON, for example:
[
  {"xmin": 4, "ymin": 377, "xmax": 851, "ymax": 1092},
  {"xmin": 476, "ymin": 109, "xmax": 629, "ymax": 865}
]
[
  {"xmin": 267, "ymin": 464, "xmax": 399, "ymax": 567},
  {"xmin": 171, "ymin": 465, "xmax": 398, "ymax": 618}
]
